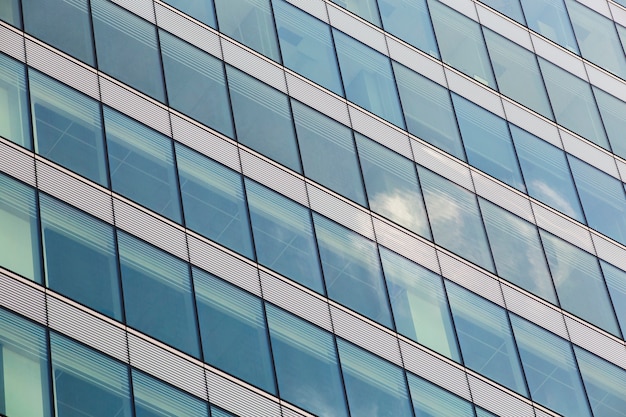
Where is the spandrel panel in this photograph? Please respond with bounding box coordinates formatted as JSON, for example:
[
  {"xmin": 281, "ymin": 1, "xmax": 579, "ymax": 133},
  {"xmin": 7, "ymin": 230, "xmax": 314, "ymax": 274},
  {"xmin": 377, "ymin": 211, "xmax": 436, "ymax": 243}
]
[
  {"xmin": 0, "ymin": 0, "xmax": 21, "ymax": 28},
  {"xmin": 520, "ymin": 0, "xmax": 579, "ymax": 53},
  {"xmin": 380, "ymin": 247, "xmax": 459, "ymax": 361},
  {"xmin": 356, "ymin": 133, "xmax": 431, "ymax": 239},
  {"xmin": 266, "ymin": 304, "xmax": 349, "ymax": 417},
  {"xmin": 378, "ymin": 0, "xmax": 439, "ymax": 58},
  {"xmin": 162, "ymin": 0, "xmax": 216, "ymax": 28},
  {"xmin": 407, "ymin": 372, "xmax": 474, "ymax": 417},
  {"xmin": 29, "ymin": 70, "xmax": 108, "ymax": 187},
  {"xmin": 593, "ymin": 87, "xmax": 626, "ymax": 161},
  {"xmin": 330, "ymin": 0, "xmax": 381, "ymax": 26},
  {"xmin": 479, "ymin": 0, "xmax": 525, "ymax": 24},
  {"xmin": 194, "ymin": 269, "xmax": 276, "ymax": 394},
  {"xmin": 601, "ymin": 261, "xmax": 626, "ymax": 339},
  {"xmin": 0, "ymin": 53, "xmax": 31, "ymax": 149}
]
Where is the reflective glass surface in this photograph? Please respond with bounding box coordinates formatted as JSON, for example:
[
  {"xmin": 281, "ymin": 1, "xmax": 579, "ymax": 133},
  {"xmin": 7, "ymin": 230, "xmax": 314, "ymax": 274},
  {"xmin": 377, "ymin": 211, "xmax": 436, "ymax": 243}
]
[
  {"xmin": 601, "ymin": 261, "xmax": 626, "ymax": 339},
  {"xmin": 479, "ymin": 0, "xmax": 525, "ymax": 24},
  {"xmin": 379, "ymin": 0, "xmax": 439, "ymax": 57},
  {"xmin": 162, "ymin": 0, "xmax": 216, "ymax": 27},
  {"xmin": 0, "ymin": 53, "xmax": 31, "ymax": 149},
  {"xmin": 593, "ymin": 87, "xmax": 626, "ymax": 160},
  {"xmin": 520, "ymin": 0, "xmax": 579, "ymax": 53},
  {"xmin": 407, "ymin": 372, "xmax": 474, "ymax": 417},
  {"xmin": 0, "ymin": 0, "xmax": 21, "ymax": 28},
  {"xmin": 331, "ymin": 0, "xmax": 381, "ymax": 26}
]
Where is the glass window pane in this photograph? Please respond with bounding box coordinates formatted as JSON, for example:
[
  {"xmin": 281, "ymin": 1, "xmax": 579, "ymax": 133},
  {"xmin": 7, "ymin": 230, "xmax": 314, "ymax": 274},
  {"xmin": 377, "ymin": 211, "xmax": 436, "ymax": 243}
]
[
  {"xmin": 314, "ymin": 213, "xmax": 393, "ymax": 327},
  {"xmin": 407, "ymin": 372, "xmax": 474, "ymax": 417},
  {"xmin": 194, "ymin": 269, "xmax": 275, "ymax": 394},
  {"xmin": 92, "ymin": 0, "xmax": 165, "ymax": 101},
  {"xmin": 0, "ymin": 0, "xmax": 21, "ymax": 28},
  {"xmin": 330, "ymin": 0, "xmax": 381, "ymax": 26},
  {"xmin": 479, "ymin": 0, "xmax": 525, "ymax": 25},
  {"xmin": 162, "ymin": 0, "xmax": 216, "ymax": 27},
  {"xmin": 593, "ymin": 87, "xmax": 626, "ymax": 161},
  {"xmin": 380, "ymin": 247, "xmax": 459, "ymax": 361},
  {"xmin": 379, "ymin": 0, "xmax": 439, "ymax": 58},
  {"xmin": 601, "ymin": 261, "xmax": 626, "ymax": 339},
  {"xmin": 0, "ymin": 173, "xmax": 41, "ymax": 283},
  {"xmin": 40, "ymin": 195, "xmax": 122, "ymax": 321},
  {"xmin": 337, "ymin": 339, "xmax": 413, "ymax": 417},
  {"xmin": 211, "ymin": 407, "xmax": 236, "ymax": 417},
  {"xmin": 333, "ymin": 29, "xmax": 405, "ymax": 128},
  {"xmin": 266, "ymin": 304, "xmax": 348, "ymax": 417},
  {"xmin": 0, "ymin": 53, "xmax": 31, "ymax": 149},
  {"xmin": 0, "ymin": 308, "xmax": 51, "ymax": 417},
  {"xmin": 176, "ymin": 144, "xmax": 254, "ymax": 259},
  {"xmin": 292, "ymin": 100, "xmax": 367, "ymax": 206},
  {"xmin": 51, "ymin": 332, "xmax": 133, "ymax": 417},
  {"xmin": 519, "ymin": 0, "xmax": 579, "ymax": 53},
  {"xmin": 118, "ymin": 232, "xmax": 201, "ymax": 358},
  {"xmin": 476, "ymin": 408, "xmax": 498, "ymax": 417},
  {"xmin": 29, "ymin": 70, "xmax": 108, "ymax": 186},
  {"xmin": 104, "ymin": 107, "xmax": 182, "ymax": 223}
]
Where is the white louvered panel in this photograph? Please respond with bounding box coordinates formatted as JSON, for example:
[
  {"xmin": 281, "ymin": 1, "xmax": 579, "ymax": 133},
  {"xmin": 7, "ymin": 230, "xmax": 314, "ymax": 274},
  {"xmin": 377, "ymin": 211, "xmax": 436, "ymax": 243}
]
[
  {"xmin": 531, "ymin": 202, "xmax": 595, "ymax": 253},
  {"xmin": 0, "ymin": 272, "xmax": 46, "ymax": 325},
  {"xmin": 47, "ymin": 295, "xmax": 128, "ymax": 362},
  {"xmin": 0, "ymin": 141, "xmax": 35, "ymax": 186},
  {"xmin": 530, "ymin": 33, "xmax": 587, "ymax": 80},
  {"xmin": 348, "ymin": 105, "xmax": 413, "ymax": 159},
  {"xmin": 500, "ymin": 283, "xmax": 569, "ymax": 339},
  {"xmin": 128, "ymin": 333, "xmax": 207, "ymax": 399},
  {"xmin": 471, "ymin": 170, "xmax": 534, "ymax": 223},
  {"xmin": 616, "ymin": 159, "xmax": 626, "ymax": 183},
  {"xmin": 187, "ymin": 235, "xmax": 262, "ymax": 297},
  {"xmin": 467, "ymin": 375, "xmax": 535, "ymax": 417},
  {"xmin": 326, "ymin": 4, "xmax": 387, "ymax": 54},
  {"xmin": 154, "ymin": 3, "xmax": 221, "ymax": 59},
  {"xmin": 206, "ymin": 370, "xmax": 282, "ymax": 417},
  {"xmin": 576, "ymin": 0, "xmax": 611, "ymax": 17},
  {"xmin": 112, "ymin": 198, "xmax": 188, "ymax": 261},
  {"xmin": 280, "ymin": 405, "xmax": 311, "ymax": 417},
  {"xmin": 610, "ymin": 3, "xmax": 626, "ymax": 29},
  {"xmin": 560, "ymin": 129, "xmax": 619, "ymax": 179},
  {"xmin": 36, "ymin": 160, "xmax": 113, "ymax": 224},
  {"xmin": 501, "ymin": 99, "xmax": 562, "ymax": 148},
  {"xmin": 399, "ymin": 340, "xmax": 472, "ymax": 401},
  {"xmin": 259, "ymin": 271, "xmax": 332, "ymax": 332},
  {"xmin": 564, "ymin": 316, "xmax": 626, "ymax": 370},
  {"xmin": 307, "ymin": 183, "xmax": 375, "ymax": 240},
  {"xmin": 438, "ymin": 251, "xmax": 505, "ymax": 307},
  {"xmin": 591, "ymin": 233, "xmax": 626, "ymax": 272},
  {"xmin": 534, "ymin": 408, "xmax": 560, "ymax": 417},
  {"xmin": 585, "ymin": 63, "xmax": 626, "ymax": 104},
  {"xmin": 25, "ymin": 39, "xmax": 99, "ymax": 100},
  {"xmin": 221, "ymin": 38, "xmax": 286, "ymax": 93},
  {"xmin": 372, "ymin": 217, "xmax": 439, "ymax": 274},
  {"xmin": 438, "ymin": 0, "xmax": 478, "ymax": 20},
  {"xmin": 0, "ymin": 23, "xmax": 25, "ymax": 62},
  {"xmin": 284, "ymin": 0, "xmax": 328, "ymax": 22},
  {"xmin": 329, "ymin": 305, "xmax": 402, "ymax": 366},
  {"xmin": 475, "ymin": 4, "xmax": 532, "ymax": 50},
  {"xmin": 411, "ymin": 140, "xmax": 474, "ymax": 191},
  {"xmin": 445, "ymin": 68, "xmax": 505, "ymax": 117},
  {"xmin": 239, "ymin": 150, "xmax": 308, "ymax": 206},
  {"xmin": 111, "ymin": 0, "xmax": 155, "ymax": 23},
  {"xmin": 99, "ymin": 77, "xmax": 172, "ymax": 136},
  {"xmin": 285, "ymin": 72, "xmax": 351, "ymax": 126},
  {"xmin": 170, "ymin": 115, "xmax": 240, "ymax": 172},
  {"xmin": 386, "ymin": 38, "xmax": 445, "ymax": 86}
]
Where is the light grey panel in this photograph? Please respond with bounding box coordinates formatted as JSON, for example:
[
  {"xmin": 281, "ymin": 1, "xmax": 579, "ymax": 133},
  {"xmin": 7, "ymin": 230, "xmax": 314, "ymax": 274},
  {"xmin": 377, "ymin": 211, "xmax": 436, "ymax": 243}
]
[
  {"xmin": 307, "ymin": 183, "xmax": 375, "ymax": 240},
  {"xmin": 36, "ymin": 160, "xmax": 113, "ymax": 224},
  {"xmin": 438, "ymin": 251, "xmax": 505, "ymax": 307},
  {"xmin": 25, "ymin": 39, "xmax": 99, "ymax": 100},
  {"xmin": 500, "ymin": 283, "xmax": 569, "ymax": 339},
  {"xmin": 471, "ymin": 170, "xmax": 534, "ymax": 223},
  {"xmin": 438, "ymin": 0, "xmax": 478, "ymax": 20},
  {"xmin": 610, "ymin": 2, "xmax": 626, "ymax": 28},
  {"xmin": 99, "ymin": 77, "xmax": 172, "ymax": 136},
  {"xmin": 47, "ymin": 295, "xmax": 128, "ymax": 362},
  {"xmin": 284, "ymin": 0, "xmax": 328, "ymax": 22},
  {"xmin": 530, "ymin": 33, "xmax": 587, "ymax": 79},
  {"xmin": 330, "ymin": 305, "xmax": 403, "ymax": 366},
  {"xmin": 128, "ymin": 333, "xmax": 207, "ymax": 399},
  {"xmin": 564, "ymin": 316, "xmax": 626, "ymax": 369},
  {"xmin": 531, "ymin": 202, "xmax": 595, "ymax": 253},
  {"xmin": 0, "ymin": 272, "xmax": 46, "ymax": 325},
  {"xmin": 592, "ymin": 233, "xmax": 626, "ymax": 272},
  {"xmin": 259, "ymin": 270, "xmax": 332, "ymax": 332},
  {"xmin": 412, "ymin": 140, "xmax": 474, "ymax": 190},
  {"xmin": 386, "ymin": 37, "xmax": 445, "ymax": 86},
  {"xmin": 112, "ymin": 198, "xmax": 188, "ymax": 261},
  {"xmin": 0, "ymin": 23, "xmax": 25, "ymax": 61},
  {"xmin": 445, "ymin": 68, "xmax": 505, "ymax": 117},
  {"xmin": 285, "ymin": 71, "xmax": 350, "ymax": 126},
  {"xmin": 280, "ymin": 405, "xmax": 311, "ymax": 417},
  {"xmin": 187, "ymin": 235, "xmax": 262, "ymax": 297},
  {"xmin": 349, "ymin": 106, "xmax": 413, "ymax": 159},
  {"xmin": 399, "ymin": 339, "xmax": 472, "ymax": 401},
  {"xmin": 372, "ymin": 217, "xmax": 440, "ymax": 273},
  {"xmin": 111, "ymin": 0, "xmax": 155, "ymax": 23},
  {"xmin": 560, "ymin": 129, "xmax": 619, "ymax": 179},
  {"xmin": 585, "ymin": 63, "xmax": 626, "ymax": 103},
  {"xmin": 170, "ymin": 114, "xmax": 240, "ymax": 172},
  {"xmin": 575, "ymin": 0, "xmax": 610, "ymax": 16},
  {"xmin": 502, "ymin": 99, "xmax": 562, "ymax": 148},
  {"xmin": 467, "ymin": 374, "xmax": 535, "ymax": 417},
  {"xmin": 221, "ymin": 38, "xmax": 286, "ymax": 93},
  {"xmin": 326, "ymin": 4, "xmax": 387, "ymax": 54},
  {"xmin": 534, "ymin": 408, "xmax": 559, "ymax": 417},
  {"xmin": 0, "ymin": 141, "xmax": 36, "ymax": 186},
  {"xmin": 206, "ymin": 370, "xmax": 282, "ymax": 417},
  {"xmin": 476, "ymin": 3, "xmax": 532, "ymax": 50},
  {"xmin": 617, "ymin": 159, "xmax": 626, "ymax": 183}
]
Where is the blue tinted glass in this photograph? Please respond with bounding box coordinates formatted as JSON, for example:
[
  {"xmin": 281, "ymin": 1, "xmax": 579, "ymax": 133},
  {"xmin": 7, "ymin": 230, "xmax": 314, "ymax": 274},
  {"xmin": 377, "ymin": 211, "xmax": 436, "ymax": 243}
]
[
  {"xmin": 601, "ymin": 261, "xmax": 626, "ymax": 338},
  {"xmin": 480, "ymin": 0, "xmax": 525, "ymax": 24},
  {"xmin": 476, "ymin": 408, "xmax": 498, "ymax": 417},
  {"xmin": 0, "ymin": 0, "xmax": 21, "ymax": 27},
  {"xmin": 593, "ymin": 87, "xmax": 626, "ymax": 161},
  {"xmin": 379, "ymin": 0, "xmax": 439, "ymax": 57},
  {"xmin": 118, "ymin": 232, "xmax": 201, "ymax": 358},
  {"xmin": 331, "ymin": 0, "xmax": 381, "ymax": 26},
  {"xmin": 194, "ymin": 269, "xmax": 276, "ymax": 394},
  {"xmin": 407, "ymin": 372, "xmax": 474, "ymax": 417},
  {"xmin": 0, "ymin": 53, "xmax": 31, "ymax": 149},
  {"xmin": 333, "ymin": 29, "xmax": 405, "ymax": 128},
  {"xmin": 162, "ymin": 0, "xmax": 216, "ymax": 27},
  {"xmin": 211, "ymin": 407, "xmax": 236, "ymax": 417},
  {"xmin": 520, "ymin": 0, "xmax": 579, "ymax": 53}
]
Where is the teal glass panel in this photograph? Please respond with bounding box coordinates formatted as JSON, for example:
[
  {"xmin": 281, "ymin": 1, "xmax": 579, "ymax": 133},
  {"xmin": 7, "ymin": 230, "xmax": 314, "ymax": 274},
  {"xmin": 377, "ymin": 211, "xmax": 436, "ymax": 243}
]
[
  {"xmin": 0, "ymin": 173, "xmax": 41, "ymax": 283},
  {"xmin": 510, "ymin": 125, "xmax": 585, "ymax": 223},
  {"xmin": 333, "ymin": 29, "xmax": 405, "ymax": 128},
  {"xmin": 601, "ymin": 261, "xmax": 626, "ymax": 338},
  {"xmin": 452, "ymin": 94, "xmax": 525, "ymax": 191},
  {"xmin": 104, "ymin": 107, "xmax": 182, "ymax": 223},
  {"xmin": 446, "ymin": 282, "xmax": 528, "ymax": 396},
  {"xmin": 476, "ymin": 408, "xmax": 498, "ymax": 417},
  {"xmin": 314, "ymin": 213, "xmax": 393, "ymax": 327},
  {"xmin": 22, "ymin": 0, "xmax": 94, "ymax": 65},
  {"xmin": 0, "ymin": 0, "xmax": 21, "ymax": 28},
  {"xmin": 40, "ymin": 195, "xmax": 122, "ymax": 321},
  {"xmin": 29, "ymin": 70, "xmax": 108, "ymax": 186},
  {"xmin": 593, "ymin": 87, "xmax": 626, "ymax": 160},
  {"xmin": 0, "ymin": 308, "xmax": 51, "ymax": 417},
  {"xmin": 380, "ymin": 247, "xmax": 459, "ymax": 361},
  {"xmin": 227, "ymin": 66, "xmax": 301, "ymax": 172},
  {"xmin": 245, "ymin": 180, "xmax": 324, "ymax": 293},
  {"xmin": 92, "ymin": 0, "xmax": 165, "ymax": 101},
  {"xmin": 479, "ymin": 0, "xmax": 525, "ymax": 24},
  {"xmin": 162, "ymin": 0, "xmax": 216, "ymax": 27},
  {"xmin": 266, "ymin": 304, "xmax": 348, "ymax": 417},
  {"xmin": 407, "ymin": 372, "xmax": 474, "ymax": 417},
  {"xmin": 331, "ymin": 0, "xmax": 381, "ymax": 26},
  {"xmin": 479, "ymin": 198, "xmax": 557, "ymax": 304},
  {"xmin": 51, "ymin": 332, "xmax": 133, "ymax": 417},
  {"xmin": 392, "ymin": 62, "xmax": 465, "ymax": 160},
  {"xmin": 273, "ymin": 0, "xmax": 343, "ymax": 96},
  {"xmin": 540, "ymin": 230, "xmax": 621, "ymax": 337},
  {"xmin": 378, "ymin": 0, "xmax": 439, "ymax": 57},
  {"xmin": 356, "ymin": 133, "xmax": 430, "ymax": 238},
  {"xmin": 118, "ymin": 232, "xmax": 201, "ymax": 358},
  {"xmin": 211, "ymin": 407, "xmax": 236, "ymax": 417},
  {"xmin": 193, "ymin": 269, "xmax": 275, "ymax": 394},
  {"xmin": 160, "ymin": 31, "xmax": 234, "ymax": 138},
  {"xmin": 176, "ymin": 144, "xmax": 254, "ymax": 259},
  {"xmin": 510, "ymin": 315, "xmax": 592, "ymax": 417},
  {"xmin": 428, "ymin": 0, "xmax": 496, "ymax": 87},
  {"xmin": 214, "ymin": 0, "xmax": 281, "ymax": 62},
  {"xmin": 292, "ymin": 100, "xmax": 367, "ymax": 206},
  {"xmin": 337, "ymin": 339, "xmax": 413, "ymax": 417},
  {"xmin": 519, "ymin": 0, "xmax": 579, "ymax": 53},
  {"xmin": 132, "ymin": 370, "xmax": 209, "ymax": 417},
  {"xmin": 418, "ymin": 167, "xmax": 494, "ymax": 272},
  {"xmin": 0, "ymin": 53, "xmax": 31, "ymax": 149}
]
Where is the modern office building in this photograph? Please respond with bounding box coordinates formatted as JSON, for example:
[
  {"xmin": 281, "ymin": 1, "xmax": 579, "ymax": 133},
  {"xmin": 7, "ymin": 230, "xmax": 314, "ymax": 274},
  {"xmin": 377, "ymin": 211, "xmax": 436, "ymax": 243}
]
[{"xmin": 1, "ymin": 0, "xmax": 626, "ymax": 416}]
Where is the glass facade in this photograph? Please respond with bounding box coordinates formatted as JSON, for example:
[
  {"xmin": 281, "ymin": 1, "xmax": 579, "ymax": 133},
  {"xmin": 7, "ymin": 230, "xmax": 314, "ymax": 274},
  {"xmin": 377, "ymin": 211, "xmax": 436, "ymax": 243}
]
[{"xmin": 1, "ymin": 0, "xmax": 626, "ymax": 416}]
